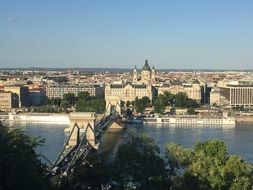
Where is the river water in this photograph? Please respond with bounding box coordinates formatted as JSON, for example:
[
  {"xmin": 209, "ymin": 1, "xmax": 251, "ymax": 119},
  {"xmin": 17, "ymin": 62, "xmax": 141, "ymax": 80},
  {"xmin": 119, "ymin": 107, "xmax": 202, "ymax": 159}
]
[{"xmin": 7, "ymin": 122, "xmax": 253, "ymax": 163}]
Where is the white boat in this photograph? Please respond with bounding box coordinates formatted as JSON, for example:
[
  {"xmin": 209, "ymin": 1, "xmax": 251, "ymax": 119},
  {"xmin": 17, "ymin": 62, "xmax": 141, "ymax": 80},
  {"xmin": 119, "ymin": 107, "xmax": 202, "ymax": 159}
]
[
  {"xmin": 125, "ymin": 117, "xmax": 143, "ymax": 124},
  {"xmin": 8, "ymin": 113, "xmax": 70, "ymax": 124},
  {"xmin": 144, "ymin": 115, "xmax": 236, "ymax": 126}
]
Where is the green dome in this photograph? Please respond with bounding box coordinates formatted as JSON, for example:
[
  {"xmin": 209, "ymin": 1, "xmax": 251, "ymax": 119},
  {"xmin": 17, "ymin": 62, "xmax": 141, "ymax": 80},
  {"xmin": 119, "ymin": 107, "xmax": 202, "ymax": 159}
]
[{"xmin": 142, "ymin": 59, "xmax": 151, "ymax": 71}]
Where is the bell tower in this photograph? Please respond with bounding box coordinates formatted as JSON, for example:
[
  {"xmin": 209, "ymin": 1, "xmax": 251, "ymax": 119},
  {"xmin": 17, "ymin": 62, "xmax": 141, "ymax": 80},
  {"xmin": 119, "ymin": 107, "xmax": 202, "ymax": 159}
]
[
  {"xmin": 141, "ymin": 59, "xmax": 151, "ymax": 84},
  {"xmin": 133, "ymin": 65, "xmax": 138, "ymax": 82},
  {"xmin": 151, "ymin": 65, "xmax": 156, "ymax": 82}
]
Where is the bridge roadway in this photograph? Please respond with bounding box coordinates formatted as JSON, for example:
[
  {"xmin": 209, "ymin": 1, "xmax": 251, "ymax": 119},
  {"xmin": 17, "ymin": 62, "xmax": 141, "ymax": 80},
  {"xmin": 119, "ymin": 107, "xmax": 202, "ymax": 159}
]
[{"xmin": 48, "ymin": 110, "xmax": 120, "ymax": 178}]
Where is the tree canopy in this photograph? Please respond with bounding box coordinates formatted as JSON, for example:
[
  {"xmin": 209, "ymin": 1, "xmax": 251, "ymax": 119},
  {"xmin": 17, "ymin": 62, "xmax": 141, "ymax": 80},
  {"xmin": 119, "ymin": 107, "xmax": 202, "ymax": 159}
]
[
  {"xmin": 0, "ymin": 123, "xmax": 52, "ymax": 190},
  {"xmin": 76, "ymin": 92, "xmax": 105, "ymax": 113},
  {"xmin": 57, "ymin": 133, "xmax": 253, "ymax": 190},
  {"xmin": 153, "ymin": 91, "xmax": 199, "ymax": 114},
  {"xmin": 166, "ymin": 140, "xmax": 253, "ymax": 190},
  {"xmin": 112, "ymin": 131, "xmax": 169, "ymax": 189},
  {"xmin": 133, "ymin": 97, "xmax": 151, "ymax": 113}
]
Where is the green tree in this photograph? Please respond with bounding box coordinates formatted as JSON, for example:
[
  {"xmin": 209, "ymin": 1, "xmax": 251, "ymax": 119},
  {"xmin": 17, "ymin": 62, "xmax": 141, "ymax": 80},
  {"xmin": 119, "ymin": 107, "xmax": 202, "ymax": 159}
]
[
  {"xmin": 126, "ymin": 101, "xmax": 131, "ymax": 107},
  {"xmin": 154, "ymin": 98, "xmax": 165, "ymax": 114},
  {"xmin": 77, "ymin": 91, "xmax": 90, "ymax": 100},
  {"xmin": 58, "ymin": 157, "xmax": 111, "ymax": 190},
  {"xmin": 174, "ymin": 92, "xmax": 188, "ymax": 108},
  {"xmin": 194, "ymin": 140, "xmax": 227, "ymax": 164},
  {"xmin": 112, "ymin": 131, "xmax": 169, "ymax": 189},
  {"xmin": 187, "ymin": 107, "xmax": 196, "ymax": 115},
  {"xmin": 223, "ymin": 156, "xmax": 253, "ymax": 189},
  {"xmin": 166, "ymin": 140, "xmax": 253, "ymax": 190},
  {"xmin": 50, "ymin": 98, "xmax": 62, "ymax": 106},
  {"xmin": 0, "ymin": 123, "xmax": 52, "ymax": 190},
  {"xmin": 120, "ymin": 100, "xmax": 125, "ymax": 107},
  {"xmin": 134, "ymin": 97, "xmax": 151, "ymax": 113},
  {"xmin": 162, "ymin": 91, "xmax": 175, "ymax": 106},
  {"xmin": 63, "ymin": 93, "xmax": 76, "ymax": 107},
  {"xmin": 76, "ymin": 97, "xmax": 105, "ymax": 114},
  {"xmin": 60, "ymin": 100, "xmax": 71, "ymax": 109}
]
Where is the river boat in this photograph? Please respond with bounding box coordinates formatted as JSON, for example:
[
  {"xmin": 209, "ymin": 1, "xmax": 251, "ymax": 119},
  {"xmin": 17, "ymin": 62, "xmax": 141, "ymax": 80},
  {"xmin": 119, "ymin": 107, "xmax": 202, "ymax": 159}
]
[
  {"xmin": 143, "ymin": 115, "xmax": 236, "ymax": 126},
  {"xmin": 7, "ymin": 113, "xmax": 70, "ymax": 124},
  {"xmin": 125, "ymin": 116, "xmax": 143, "ymax": 124}
]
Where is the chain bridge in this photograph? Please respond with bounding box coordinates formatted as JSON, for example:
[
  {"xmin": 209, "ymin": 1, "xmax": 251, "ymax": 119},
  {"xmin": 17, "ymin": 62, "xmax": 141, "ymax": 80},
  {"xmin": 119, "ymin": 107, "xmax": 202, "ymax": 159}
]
[{"xmin": 47, "ymin": 102, "xmax": 122, "ymax": 178}]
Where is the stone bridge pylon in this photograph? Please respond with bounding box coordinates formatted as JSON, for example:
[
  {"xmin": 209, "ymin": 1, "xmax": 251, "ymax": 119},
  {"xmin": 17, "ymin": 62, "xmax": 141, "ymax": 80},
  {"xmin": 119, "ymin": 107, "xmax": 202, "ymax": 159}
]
[{"xmin": 68, "ymin": 112, "xmax": 97, "ymax": 148}]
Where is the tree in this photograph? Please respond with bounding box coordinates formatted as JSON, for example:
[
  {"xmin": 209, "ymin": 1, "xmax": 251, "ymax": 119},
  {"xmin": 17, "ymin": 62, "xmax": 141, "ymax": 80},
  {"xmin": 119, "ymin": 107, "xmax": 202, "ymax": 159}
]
[
  {"xmin": 76, "ymin": 97, "xmax": 105, "ymax": 114},
  {"xmin": 126, "ymin": 101, "xmax": 131, "ymax": 107},
  {"xmin": 154, "ymin": 98, "xmax": 165, "ymax": 114},
  {"xmin": 0, "ymin": 123, "xmax": 52, "ymax": 190},
  {"xmin": 134, "ymin": 97, "xmax": 151, "ymax": 113},
  {"xmin": 166, "ymin": 140, "xmax": 253, "ymax": 190},
  {"xmin": 174, "ymin": 92, "xmax": 188, "ymax": 108},
  {"xmin": 77, "ymin": 91, "xmax": 90, "ymax": 100},
  {"xmin": 194, "ymin": 140, "xmax": 228, "ymax": 164},
  {"xmin": 63, "ymin": 93, "xmax": 77, "ymax": 107},
  {"xmin": 60, "ymin": 100, "xmax": 71, "ymax": 109},
  {"xmin": 120, "ymin": 100, "xmax": 125, "ymax": 107},
  {"xmin": 58, "ymin": 157, "xmax": 111, "ymax": 190},
  {"xmin": 187, "ymin": 107, "xmax": 196, "ymax": 115},
  {"xmin": 162, "ymin": 91, "xmax": 175, "ymax": 106},
  {"xmin": 112, "ymin": 131, "xmax": 169, "ymax": 189},
  {"xmin": 223, "ymin": 156, "xmax": 253, "ymax": 189}
]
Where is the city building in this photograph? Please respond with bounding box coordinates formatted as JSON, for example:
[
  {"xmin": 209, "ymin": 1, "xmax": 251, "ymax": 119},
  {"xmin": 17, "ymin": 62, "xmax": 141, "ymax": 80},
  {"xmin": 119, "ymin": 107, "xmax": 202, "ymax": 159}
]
[
  {"xmin": 29, "ymin": 89, "xmax": 46, "ymax": 106},
  {"xmin": 158, "ymin": 81, "xmax": 202, "ymax": 104},
  {"xmin": 0, "ymin": 91, "xmax": 19, "ymax": 111},
  {"xmin": 228, "ymin": 84, "xmax": 253, "ymax": 108},
  {"xmin": 133, "ymin": 59, "xmax": 156, "ymax": 84},
  {"xmin": 105, "ymin": 83, "xmax": 155, "ymax": 103},
  {"xmin": 4, "ymin": 86, "xmax": 30, "ymax": 107},
  {"xmin": 210, "ymin": 88, "xmax": 221, "ymax": 106},
  {"xmin": 210, "ymin": 82, "xmax": 253, "ymax": 108},
  {"xmin": 105, "ymin": 60, "xmax": 158, "ymax": 111},
  {"xmin": 45, "ymin": 84, "xmax": 104, "ymax": 99}
]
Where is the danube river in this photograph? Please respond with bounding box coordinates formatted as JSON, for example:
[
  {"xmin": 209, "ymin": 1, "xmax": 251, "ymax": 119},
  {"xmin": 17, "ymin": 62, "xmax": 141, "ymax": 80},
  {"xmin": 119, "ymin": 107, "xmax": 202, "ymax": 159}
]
[{"xmin": 8, "ymin": 122, "xmax": 253, "ymax": 163}]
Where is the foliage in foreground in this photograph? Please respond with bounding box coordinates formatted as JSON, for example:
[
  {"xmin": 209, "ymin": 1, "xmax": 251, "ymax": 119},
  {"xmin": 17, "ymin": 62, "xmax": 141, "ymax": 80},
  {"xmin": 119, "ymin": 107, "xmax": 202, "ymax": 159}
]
[
  {"xmin": 58, "ymin": 132, "xmax": 253, "ymax": 190},
  {"xmin": 0, "ymin": 123, "xmax": 52, "ymax": 190},
  {"xmin": 1, "ymin": 121, "xmax": 252, "ymax": 190},
  {"xmin": 167, "ymin": 140, "xmax": 253, "ymax": 190},
  {"xmin": 112, "ymin": 132, "xmax": 169, "ymax": 189}
]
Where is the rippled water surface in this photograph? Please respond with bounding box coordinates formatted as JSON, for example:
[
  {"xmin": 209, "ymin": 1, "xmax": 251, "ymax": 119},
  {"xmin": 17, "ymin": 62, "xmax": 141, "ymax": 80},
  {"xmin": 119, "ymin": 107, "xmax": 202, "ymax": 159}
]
[{"xmin": 9, "ymin": 122, "xmax": 253, "ymax": 163}]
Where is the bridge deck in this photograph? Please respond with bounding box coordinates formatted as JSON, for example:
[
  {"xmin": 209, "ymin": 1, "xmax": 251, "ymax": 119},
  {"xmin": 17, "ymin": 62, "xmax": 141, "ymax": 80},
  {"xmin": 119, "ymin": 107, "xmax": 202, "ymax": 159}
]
[{"xmin": 48, "ymin": 110, "xmax": 120, "ymax": 178}]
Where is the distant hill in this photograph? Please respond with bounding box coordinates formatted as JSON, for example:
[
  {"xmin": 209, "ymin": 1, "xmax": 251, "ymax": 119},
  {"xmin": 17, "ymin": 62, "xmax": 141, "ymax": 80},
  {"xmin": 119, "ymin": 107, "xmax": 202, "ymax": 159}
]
[{"xmin": 0, "ymin": 67, "xmax": 253, "ymax": 72}]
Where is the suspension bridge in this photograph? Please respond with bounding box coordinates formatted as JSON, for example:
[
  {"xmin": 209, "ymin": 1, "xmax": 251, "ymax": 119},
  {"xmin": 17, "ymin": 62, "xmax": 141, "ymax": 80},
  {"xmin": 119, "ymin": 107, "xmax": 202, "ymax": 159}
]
[{"xmin": 47, "ymin": 102, "xmax": 123, "ymax": 178}]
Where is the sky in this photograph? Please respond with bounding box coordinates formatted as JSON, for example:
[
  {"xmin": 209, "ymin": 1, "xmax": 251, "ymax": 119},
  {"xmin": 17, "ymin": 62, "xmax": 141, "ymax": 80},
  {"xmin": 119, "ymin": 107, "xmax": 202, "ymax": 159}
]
[{"xmin": 0, "ymin": 0, "xmax": 253, "ymax": 69}]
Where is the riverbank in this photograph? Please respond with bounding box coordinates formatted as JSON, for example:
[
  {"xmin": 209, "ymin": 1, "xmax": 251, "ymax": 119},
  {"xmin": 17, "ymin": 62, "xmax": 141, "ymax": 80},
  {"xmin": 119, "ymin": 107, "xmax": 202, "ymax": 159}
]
[
  {"xmin": 6, "ymin": 113, "xmax": 70, "ymax": 124},
  {"xmin": 235, "ymin": 115, "xmax": 253, "ymax": 124}
]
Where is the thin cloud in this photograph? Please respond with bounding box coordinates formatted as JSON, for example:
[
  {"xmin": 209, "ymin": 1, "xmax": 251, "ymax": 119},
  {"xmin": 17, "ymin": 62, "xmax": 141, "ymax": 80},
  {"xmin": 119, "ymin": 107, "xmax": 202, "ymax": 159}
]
[
  {"xmin": 7, "ymin": 15, "xmax": 25, "ymax": 23},
  {"xmin": 36, "ymin": 42, "xmax": 45, "ymax": 47}
]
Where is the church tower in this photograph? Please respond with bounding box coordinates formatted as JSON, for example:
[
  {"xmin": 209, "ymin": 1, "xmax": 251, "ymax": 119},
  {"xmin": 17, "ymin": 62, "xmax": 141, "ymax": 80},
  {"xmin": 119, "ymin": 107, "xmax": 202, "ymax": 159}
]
[
  {"xmin": 141, "ymin": 59, "xmax": 151, "ymax": 84},
  {"xmin": 151, "ymin": 65, "xmax": 156, "ymax": 82},
  {"xmin": 133, "ymin": 65, "xmax": 138, "ymax": 82}
]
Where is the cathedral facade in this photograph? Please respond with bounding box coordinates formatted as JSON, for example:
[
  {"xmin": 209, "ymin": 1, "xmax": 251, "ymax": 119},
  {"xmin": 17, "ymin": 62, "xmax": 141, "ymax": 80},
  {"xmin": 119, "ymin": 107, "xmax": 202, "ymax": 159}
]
[
  {"xmin": 133, "ymin": 59, "xmax": 156, "ymax": 84},
  {"xmin": 105, "ymin": 60, "xmax": 156, "ymax": 111}
]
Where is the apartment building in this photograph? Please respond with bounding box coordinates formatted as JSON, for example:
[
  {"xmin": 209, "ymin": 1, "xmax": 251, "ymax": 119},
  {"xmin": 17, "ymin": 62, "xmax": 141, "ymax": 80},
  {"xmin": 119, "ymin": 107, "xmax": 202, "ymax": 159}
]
[
  {"xmin": 4, "ymin": 86, "xmax": 30, "ymax": 107},
  {"xmin": 0, "ymin": 91, "xmax": 18, "ymax": 110},
  {"xmin": 46, "ymin": 84, "xmax": 104, "ymax": 99}
]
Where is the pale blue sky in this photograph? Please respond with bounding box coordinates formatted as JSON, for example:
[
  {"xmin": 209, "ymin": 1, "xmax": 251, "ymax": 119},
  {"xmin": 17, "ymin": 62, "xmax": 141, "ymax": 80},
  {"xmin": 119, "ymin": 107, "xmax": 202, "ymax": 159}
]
[{"xmin": 0, "ymin": 0, "xmax": 253, "ymax": 69}]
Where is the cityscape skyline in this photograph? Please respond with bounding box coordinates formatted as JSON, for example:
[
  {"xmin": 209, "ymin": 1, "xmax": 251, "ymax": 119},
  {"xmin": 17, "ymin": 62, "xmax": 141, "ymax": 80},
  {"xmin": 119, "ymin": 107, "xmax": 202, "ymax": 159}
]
[{"xmin": 1, "ymin": 1, "xmax": 253, "ymax": 69}]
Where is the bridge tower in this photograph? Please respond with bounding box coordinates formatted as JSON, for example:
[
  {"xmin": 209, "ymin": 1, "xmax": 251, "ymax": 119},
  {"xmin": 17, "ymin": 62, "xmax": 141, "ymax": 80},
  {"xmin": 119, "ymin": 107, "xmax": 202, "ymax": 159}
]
[
  {"xmin": 105, "ymin": 97, "xmax": 122, "ymax": 115},
  {"xmin": 68, "ymin": 112, "xmax": 97, "ymax": 147}
]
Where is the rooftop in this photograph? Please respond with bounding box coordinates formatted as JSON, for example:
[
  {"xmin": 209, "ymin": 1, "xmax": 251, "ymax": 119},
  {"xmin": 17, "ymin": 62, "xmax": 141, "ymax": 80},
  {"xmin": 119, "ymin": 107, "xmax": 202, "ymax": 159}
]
[{"xmin": 142, "ymin": 60, "xmax": 151, "ymax": 71}]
